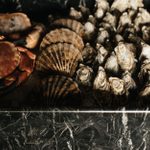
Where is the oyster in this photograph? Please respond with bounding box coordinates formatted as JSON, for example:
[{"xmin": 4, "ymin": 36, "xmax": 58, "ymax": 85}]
[
  {"xmin": 76, "ymin": 64, "xmax": 93, "ymax": 87},
  {"xmin": 40, "ymin": 75, "xmax": 80, "ymax": 106},
  {"xmin": 109, "ymin": 77, "xmax": 126, "ymax": 95},
  {"xmin": 36, "ymin": 43, "xmax": 82, "ymax": 76},
  {"xmin": 117, "ymin": 12, "xmax": 132, "ymax": 33},
  {"xmin": 69, "ymin": 7, "xmax": 83, "ymax": 20},
  {"xmin": 122, "ymin": 71, "xmax": 136, "ymax": 95},
  {"xmin": 0, "ymin": 13, "xmax": 31, "ymax": 34},
  {"xmin": 82, "ymin": 43, "xmax": 96, "ymax": 65},
  {"xmin": 104, "ymin": 52, "xmax": 119, "ymax": 75},
  {"xmin": 95, "ymin": 43, "xmax": 108, "ymax": 65},
  {"xmin": 53, "ymin": 18, "xmax": 85, "ymax": 37},
  {"xmin": 94, "ymin": 0, "xmax": 109, "ymax": 19},
  {"xmin": 40, "ymin": 28, "xmax": 84, "ymax": 51},
  {"xmin": 114, "ymin": 42, "xmax": 136, "ymax": 72},
  {"xmin": 96, "ymin": 27, "xmax": 109, "ymax": 45},
  {"xmin": 93, "ymin": 66, "xmax": 110, "ymax": 92},
  {"xmin": 142, "ymin": 25, "xmax": 150, "ymax": 43}
]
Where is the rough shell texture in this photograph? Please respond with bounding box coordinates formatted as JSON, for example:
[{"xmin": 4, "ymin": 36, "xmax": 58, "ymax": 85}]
[
  {"xmin": 53, "ymin": 19, "xmax": 85, "ymax": 37},
  {"xmin": 76, "ymin": 64, "xmax": 93, "ymax": 87},
  {"xmin": 36, "ymin": 43, "xmax": 82, "ymax": 76},
  {"xmin": 0, "ymin": 13, "xmax": 31, "ymax": 34},
  {"xmin": 40, "ymin": 28, "xmax": 84, "ymax": 51},
  {"xmin": 0, "ymin": 41, "xmax": 20, "ymax": 79},
  {"xmin": 93, "ymin": 66, "xmax": 110, "ymax": 92},
  {"xmin": 40, "ymin": 75, "xmax": 80, "ymax": 106},
  {"xmin": 104, "ymin": 52, "xmax": 119, "ymax": 74},
  {"xmin": 109, "ymin": 77, "xmax": 126, "ymax": 95},
  {"xmin": 115, "ymin": 42, "xmax": 135, "ymax": 72}
]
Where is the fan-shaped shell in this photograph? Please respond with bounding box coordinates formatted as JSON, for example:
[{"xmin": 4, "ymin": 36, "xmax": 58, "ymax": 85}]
[
  {"xmin": 0, "ymin": 41, "xmax": 20, "ymax": 79},
  {"xmin": 53, "ymin": 18, "xmax": 85, "ymax": 37},
  {"xmin": 40, "ymin": 28, "xmax": 84, "ymax": 51},
  {"xmin": 0, "ymin": 13, "xmax": 31, "ymax": 34},
  {"xmin": 36, "ymin": 43, "xmax": 82, "ymax": 76},
  {"xmin": 40, "ymin": 75, "xmax": 80, "ymax": 106}
]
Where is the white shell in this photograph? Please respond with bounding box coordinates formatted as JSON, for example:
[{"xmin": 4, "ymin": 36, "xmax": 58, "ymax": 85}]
[{"xmin": 93, "ymin": 66, "xmax": 110, "ymax": 92}]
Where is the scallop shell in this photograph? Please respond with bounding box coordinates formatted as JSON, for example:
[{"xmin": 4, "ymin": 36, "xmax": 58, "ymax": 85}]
[
  {"xmin": 76, "ymin": 64, "xmax": 93, "ymax": 87},
  {"xmin": 40, "ymin": 75, "xmax": 80, "ymax": 106},
  {"xmin": 0, "ymin": 13, "xmax": 31, "ymax": 34},
  {"xmin": 36, "ymin": 43, "xmax": 82, "ymax": 76},
  {"xmin": 40, "ymin": 28, "xmax": 84, "ymax": 51},
  {"xmin": 53, "ymin": 19, "xmax": 85, "ymax": 37},
  {"xmin": 109, "ymin": 77, "xmax": 126, "ymax": 95},
  {"xmin": 0, "ymin": 41, "xmax": 20, "ymax": 79},
  {"xmin": 114, "ymin": 42, "xmax": 135, "ymax": 72},
  {"xmin": 93, "ymin": 66, "xmax": 110, "ymax": 92}
]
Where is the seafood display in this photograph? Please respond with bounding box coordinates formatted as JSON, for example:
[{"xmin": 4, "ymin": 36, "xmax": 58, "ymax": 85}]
[{"xmin": 0, "ymin": 0, "xmax": 150, "ymax": 109}]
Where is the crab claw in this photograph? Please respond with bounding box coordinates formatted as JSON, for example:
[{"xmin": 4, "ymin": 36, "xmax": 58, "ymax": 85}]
[{"xmin": 17, "ymin": 46, "xmax": 36, "ymax": 85}]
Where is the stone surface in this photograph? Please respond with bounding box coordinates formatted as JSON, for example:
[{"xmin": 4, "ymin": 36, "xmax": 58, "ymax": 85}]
[{"xmin": 0, "ymin": 110, "xmax": 150, "ymax": 149}]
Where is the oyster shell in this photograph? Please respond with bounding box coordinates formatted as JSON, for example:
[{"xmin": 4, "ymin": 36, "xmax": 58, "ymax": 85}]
[
  {"xmin": 117, "ymin": 12, "xmax": 132, "ymax": 33},
  {"xmin": 82, "ymin": 43, "xmax": 96, "ymax": 65},
  {"xmin": 95, "ymin": 43, "xmax": 108, "ymax": 65},
  {"xmin": 94, "ymin": 0, "xmax": 109, "ymax": 19},
  {"xmin": 76, "ymin": 64, "xmax": 93, "ymax": 87},
  {"xmin": 0, "ymin": 13, "xmax": 31, "ymax": 34},
  {"xmin": 114, "ymin": 42, "xmax": 136, "ymax": 72},
  {"xmin": 40, "ymin": 75, "xmax": 80, "ymax": 106},
  {"xmin": 40, "ymin": 28, "xmax": 84, "ymax": 51},
  {"xmin": 93, "ymin": 66, "xmax": 110, "ymax": 92},
  {"xmin": 142, "ymin": 25, "xmax": 150, "ymax": 43},
  {"xmin": 69, "ymin": 7, "xmax": 83, "ymax": 20},
  {"xmin": 53, "ymin": 18, "xmax": 85, "ymax": 37},
  {"xmin": 109, "ymin": 77, "xmax": 126, "ymax": 95},
  {"xmin": 0, "ymin": 41, "xmax": 20, "ymax": 79},
  {"xmin": 36, "ymin": 43, "xmax": 82, "ymax": 76},
  {"xmin": 96, "ymin": 27, "xmax": 109, "ymax": 45},
  {"xmin": 122, "ymin": 71, "xmax": 136, "ymax": 95},
  {"xmin": 104, "ymin": 52, "xmax": 119, "ymax": 75}
]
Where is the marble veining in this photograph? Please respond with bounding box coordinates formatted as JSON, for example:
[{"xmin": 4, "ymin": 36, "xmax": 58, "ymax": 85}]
[{"xmin": 0, "ymin": 111, "xmax": 150, "ymax": 149}]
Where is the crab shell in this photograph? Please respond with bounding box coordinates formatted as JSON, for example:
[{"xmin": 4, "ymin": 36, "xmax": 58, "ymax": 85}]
[{"xmin": 0, "ymin": 43, "xmax": 36, "ymax": 89}]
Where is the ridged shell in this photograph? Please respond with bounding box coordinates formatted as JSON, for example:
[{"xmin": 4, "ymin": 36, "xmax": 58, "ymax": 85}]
[
  {"xmin": 0, "ymin": 41, "xmax": 20, "ymax": 79},
  {"xmin": 76, "ymin": 64, "xmax": 93, "ymax": 87},
  {"xmin": 0, "ymin": 13, "xmax": 31, "ymax": 34},
  {"xmin": 53, "ymin": 19, "xmax": 85, "ymax": 37},
  {"xmin": 40, "ymin": 28, "xmax": 84, "ymax": 51},
  {"xmin": 36, "ymin": 43, "xmax": 82, "ymax": 76},
  {"xmin": 93, "ymin": 66, "xmax": 110, "ymax": 92},
  {"xmin": 109, "ymin": 77, "xmax": 126, "ymax": 95},
  {"xmin": 40, "ymin": 75, "xmax": 80, "ymax": 106}
]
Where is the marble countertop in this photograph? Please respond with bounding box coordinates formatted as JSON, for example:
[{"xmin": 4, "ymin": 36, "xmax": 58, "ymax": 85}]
[{"xmin": 0, "ymin": 110, "xmax": 150, "ymax": 149}]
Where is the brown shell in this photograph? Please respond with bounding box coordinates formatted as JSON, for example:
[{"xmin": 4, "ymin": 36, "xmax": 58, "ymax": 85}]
[
  {"xmin": 40, "ymin": 28, "xmax": 84, "ymax": 51},
  {"xmin": 36, "ymin": 43, "xmax": 82, "ymax": 76},
  {"xmin": 53, "ymin": 18, "xmax": 85, "ymax": 37},
  {"xmin": 109, "ymin": 77, "xmax": 126, "ymax": 95},
  {"xmin": 40, "ymin": 75, "xmax": 80, "ymax": 106},
  {"xmin": 0, "ymin": 41, "xmax": 20, "ymax": 79},
  {"xmin": 0, "ymin": 13, "xmax": 31, "ymax": 34},
  {"xmin": 139, "ymin": 83, "xmax": 150, "ymax": 97}
]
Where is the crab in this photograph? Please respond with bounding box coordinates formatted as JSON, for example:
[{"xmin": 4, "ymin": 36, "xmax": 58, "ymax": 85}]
[{"xmin": 0, "ymin": 41, "xmax": 36, "ymax": 91}]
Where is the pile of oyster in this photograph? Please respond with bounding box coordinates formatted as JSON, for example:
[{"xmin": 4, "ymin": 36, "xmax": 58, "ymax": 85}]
[{"xmin": 0, "ymin": 0, "xmax": 150, "ymax": 108}]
